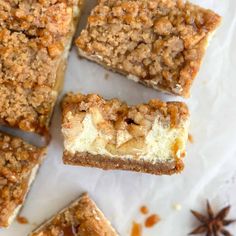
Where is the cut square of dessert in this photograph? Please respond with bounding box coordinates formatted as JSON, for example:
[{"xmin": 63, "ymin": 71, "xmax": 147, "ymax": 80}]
[
  {"xmin": 61, "ymin": 93, "xmax": 189, "ymax": 175},
  {"xmin": 29, "ymin": 193, "xmax": 118, "ymax": 236},
  {"xmin": 76, "ymin": 0, "xmax": 221, "ymax": 97},
  {"xmin": 0, "ymin": 132, "xmax": 46, "ymax": 228},
  {"xmin": 0, "ymin": 0, "xmax": 84, "ymax": 136}
]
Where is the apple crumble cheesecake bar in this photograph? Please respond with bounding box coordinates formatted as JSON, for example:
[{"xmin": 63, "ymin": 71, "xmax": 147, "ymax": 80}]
[
  {"xmin": 0, "ymin": 0, "xmax": 84, "ymax": 136},
  {"xmin": 0, "ymin": 132, "xmax": 46, "ymax": 228},
  {"xmin": 61, "ymin": 93, "xmax": 189, "ymax": 175},
  {"xmin": 76, "ymin": 0, "xmax": 221, "ymax": 97},
  {"xmin": 29, "ymin": 193, "xmax": 118, "ymax": 236}
]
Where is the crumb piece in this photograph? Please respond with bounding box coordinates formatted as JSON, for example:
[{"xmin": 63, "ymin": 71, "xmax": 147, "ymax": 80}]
[{"xmin": 173, "ymin": 203, "xmax": 182, "ymax": 211}]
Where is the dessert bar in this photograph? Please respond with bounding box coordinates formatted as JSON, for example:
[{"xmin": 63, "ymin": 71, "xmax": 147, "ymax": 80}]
[
  {"xmin": 76, "ymin": 0, "xmax": 221, "ymax": 97},
  {"xmin": 30, "ymin": 193, "xmax": 118, "ymax": 236},
  {"xmin": 0, "ymin": 132, "xmax": 45, "ymax": 228},
  {"xmin": 61, "ymin": 93, "xmax": 189, "ymax": 175},
  {"xmin": 0, "ymin": 0, "xmax": 84, "ymax": 136}
]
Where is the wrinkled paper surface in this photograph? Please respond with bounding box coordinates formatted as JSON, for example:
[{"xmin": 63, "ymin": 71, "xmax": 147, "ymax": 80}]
[{"xmin": 1, "ymin": 0, "xmax": 236, "ymax": 235}]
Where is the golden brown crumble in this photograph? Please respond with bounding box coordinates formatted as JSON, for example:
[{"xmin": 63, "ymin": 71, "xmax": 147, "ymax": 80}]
[
  {"xmin": 0, "ymin": 0, "xmax": 82, "ymax": 134},
  {"xmin": 76, "ymin": 0, "xmax": 221, "ymax": 97},
  {"xmin": 62, "ymin": 92, "xmax": 189, "ymax": 131},
  {"xmin": 0, "ymin": 132, "xmax": 45, "ymax": 228},
  {"xmin": 30, "ymin": 193, "xmax": 118, "ymax": 236}
]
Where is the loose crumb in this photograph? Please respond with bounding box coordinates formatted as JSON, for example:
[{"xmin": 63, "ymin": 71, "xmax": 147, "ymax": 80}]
[
  {"xmin": 16, "ymin": 216, "xmax": 29, "ymax": 225},
  {"xmin": 131, "ymin": 222, "xmax": 142, "ymax": 236},
  {"xmin": 173, "ymin": 203, "xmax": 182, "ymax": 211},
  {"xmin": 140, "ymin": 206, "xmax": 149, "ymax": 215},
  {"xmin": 188, "ymin": 134, "xmax": 194, "ymax": 143},
  {"xmin": 145, "ymin": 214, "xmax": 160, "ymax": 228}
]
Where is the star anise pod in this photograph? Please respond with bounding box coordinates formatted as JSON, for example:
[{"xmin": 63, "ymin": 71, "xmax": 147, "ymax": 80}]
[{"xmin": 189, "ymin": 200, "xmax": 236, "ymax": 236}]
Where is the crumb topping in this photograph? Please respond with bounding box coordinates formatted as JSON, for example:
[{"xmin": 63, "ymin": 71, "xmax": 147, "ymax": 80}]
[
  {"xmin": 62, "ymin": 93, "xmax": 189, "ymax": 130},
  {"xmin": 76, "ymin": 0, "xmax": 221, "ymax": 97},
  {"xmin": 0, "ymin": 0, "xmax": 78, "ymax": 133},
  {"xmin": 0, "ymin": 132, "xmax": 45, "ymax": 227},
  {"xmin": 30, "ymin": 193, "xmax": 117, "ymax": 236}
]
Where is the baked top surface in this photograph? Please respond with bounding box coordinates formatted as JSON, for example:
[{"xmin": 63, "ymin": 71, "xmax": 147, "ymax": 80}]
[
  {"xmin": 61, "ymin": 93, "xmax": 189, "ymax": 166},
  {"xmin": 76, "ymin": 0, "xmax": 221, "ymax": 97},
  {"xmin": 30, "ymin": 193, "xmax": 118, "ymax": 236},
  {"xmin": 0, "ymin": 132, "xmax": 45, "ymax": 227},
  {"xmin": 0, "ymin": 0, "xmax": 79, "ymax": 133},
  {"xmin": 62, "ymin": 93, "xmax": 189, "ymax": 128}
]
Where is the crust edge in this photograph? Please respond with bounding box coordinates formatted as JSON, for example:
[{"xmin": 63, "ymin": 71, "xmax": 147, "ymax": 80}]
[{"xmin": 63, "ymin": 151, "xmax": 184, "ymax": 175}]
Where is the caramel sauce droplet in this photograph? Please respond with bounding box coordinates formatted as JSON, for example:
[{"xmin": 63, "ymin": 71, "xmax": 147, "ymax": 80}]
[
  {"xmin": 145, "ymin": 214, "xmax": 160, "ymax": 228},
  {"xmin": 131, "ymin": 222, "xmax": 142, "ymax": 236},
  {"xmin": 16, "ymin": 216, "xmax": 28, "ymax": 224},
  {"xmin": 172, "ymin": 138, "xmax": 185, "ymax": 159},
  {"xmin": 188, "ymin": 134, "xmax": 194, "ymax": 143},
  {"xmin": 140, "ymin": 206, "xmax": 149, "ymax": 215},
  {"xmin": 62, "ymin": 225, "xmax": 76, "ymax": 236}
]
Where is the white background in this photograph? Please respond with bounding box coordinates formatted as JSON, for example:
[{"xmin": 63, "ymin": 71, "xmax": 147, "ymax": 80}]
[{"xmin": 1, "ymin": 0, "xmax": 236, "ymax": 235}]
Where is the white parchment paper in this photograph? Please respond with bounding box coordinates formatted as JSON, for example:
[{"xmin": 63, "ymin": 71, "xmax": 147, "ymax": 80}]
[{"xmin": 1, "ymin": 0, "xmax": 236, "ymax": 235}]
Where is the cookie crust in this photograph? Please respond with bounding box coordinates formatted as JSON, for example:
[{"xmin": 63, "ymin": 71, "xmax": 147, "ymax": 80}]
[{"xmin": 63, "ymin": 151, "xmax": 184, "ymax": 175}]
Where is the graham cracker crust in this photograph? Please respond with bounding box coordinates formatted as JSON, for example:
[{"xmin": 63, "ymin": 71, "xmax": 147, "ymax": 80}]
[{"xmin": 63, "ymin": 151, "xmax": 184, "ymax": 175}]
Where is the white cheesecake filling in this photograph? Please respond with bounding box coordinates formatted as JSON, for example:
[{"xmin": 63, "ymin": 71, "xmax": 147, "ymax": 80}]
[
  {"xmin": 62, "ymin": 0, "xmax": 81, "ymax": 61},
  {"xmin": 145, "ymin": 118, "xmax": 188, "ymax": 162},
  {"xmin": 63, "ymin": 113, "xmax": 189, "ymax": 163}
]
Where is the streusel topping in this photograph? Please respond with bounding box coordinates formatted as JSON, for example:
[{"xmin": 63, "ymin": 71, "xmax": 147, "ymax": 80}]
[
  {"xmin": 0, "ymin": 132, "xmax": 45, "ymax": 227},
  {"xmin": 62, "ymin": 93, "xmax": 189, "ymax": 130},
  {"xmin": 76, "ymin": 0, "xmax": 221, "ymax": 97},
  {"xmin": 0, "ymin": 0, "xmax": 77, "ymax": 133}
]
